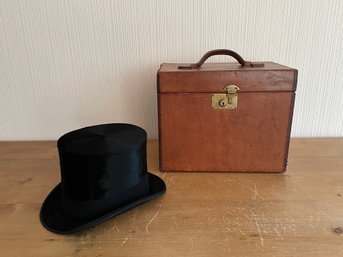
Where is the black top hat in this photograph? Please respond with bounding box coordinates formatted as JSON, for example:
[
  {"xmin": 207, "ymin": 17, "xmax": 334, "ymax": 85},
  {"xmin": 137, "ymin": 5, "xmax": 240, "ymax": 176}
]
[{"xmin": 40, "ymin": 123, "xmax": 166, "ymax": 234}]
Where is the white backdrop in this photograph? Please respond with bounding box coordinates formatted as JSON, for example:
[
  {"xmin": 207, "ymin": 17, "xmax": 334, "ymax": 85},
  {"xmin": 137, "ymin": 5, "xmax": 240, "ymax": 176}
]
[{"xmin": 1, "ymin": 0, "xmax": 342, "ymax": 140}]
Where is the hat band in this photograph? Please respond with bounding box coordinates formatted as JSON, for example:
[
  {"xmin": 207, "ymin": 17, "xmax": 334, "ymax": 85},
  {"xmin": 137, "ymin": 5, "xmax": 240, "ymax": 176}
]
[{"xmin": 61, "ymin": 173, "xmax": 149, "ymax": 220}]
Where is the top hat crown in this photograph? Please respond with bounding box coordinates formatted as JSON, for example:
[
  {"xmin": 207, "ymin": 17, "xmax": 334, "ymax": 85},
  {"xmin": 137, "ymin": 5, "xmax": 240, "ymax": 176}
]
[{"xmin": 40, "ymin": 123, "xmax": 166, "ymax": 234}]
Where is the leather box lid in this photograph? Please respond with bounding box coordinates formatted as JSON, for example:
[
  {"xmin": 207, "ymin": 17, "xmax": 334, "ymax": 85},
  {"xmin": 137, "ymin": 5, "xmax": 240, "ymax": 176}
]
[{"xmin": 158, "ymin": 62, "xmax": 297, "ymax": 93}]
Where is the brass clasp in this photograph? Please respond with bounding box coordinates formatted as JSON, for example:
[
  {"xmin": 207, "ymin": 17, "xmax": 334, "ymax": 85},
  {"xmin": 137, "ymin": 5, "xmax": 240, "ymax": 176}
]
[{"xmin": 212, "ymin": 85, "xmax": 239, "ymax": 109}]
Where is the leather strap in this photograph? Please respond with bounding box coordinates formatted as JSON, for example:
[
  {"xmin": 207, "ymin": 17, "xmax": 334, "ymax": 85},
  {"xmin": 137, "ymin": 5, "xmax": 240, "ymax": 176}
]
[{"xmin": 178, "ymin": 49, "xmax": 264, "ymax": 69}]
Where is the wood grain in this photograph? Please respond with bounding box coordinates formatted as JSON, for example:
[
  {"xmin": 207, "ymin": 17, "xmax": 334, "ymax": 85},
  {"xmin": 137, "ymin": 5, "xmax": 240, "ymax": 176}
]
[{"xmin": 1, "ymin": 139, "xmax": 343, "ymax": 256}]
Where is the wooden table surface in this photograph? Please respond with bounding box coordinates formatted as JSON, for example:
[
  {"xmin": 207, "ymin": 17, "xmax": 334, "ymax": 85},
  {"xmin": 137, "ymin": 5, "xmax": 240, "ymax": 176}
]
[{"xmin": 1, "ymin": 139, "xmax": 343, "ymax": 257}]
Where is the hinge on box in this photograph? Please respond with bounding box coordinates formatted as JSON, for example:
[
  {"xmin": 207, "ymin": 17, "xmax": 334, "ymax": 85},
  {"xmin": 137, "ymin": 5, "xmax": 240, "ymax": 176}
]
[{"xmin": 212, "ymin": 85, "xmax": 240, "ymax": 109}]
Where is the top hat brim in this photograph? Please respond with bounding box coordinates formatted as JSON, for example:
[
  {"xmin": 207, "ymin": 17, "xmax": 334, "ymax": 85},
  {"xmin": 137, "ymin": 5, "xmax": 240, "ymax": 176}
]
[{"xmin": 40, "ymin": 173, "xmax": 166, "ymax": 234}]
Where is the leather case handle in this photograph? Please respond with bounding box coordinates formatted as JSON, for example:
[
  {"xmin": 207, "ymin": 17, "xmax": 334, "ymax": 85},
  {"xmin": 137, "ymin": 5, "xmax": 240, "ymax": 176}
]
[{"xmin": 178, "ymin": 49, "xmax": 264, "ymax": 69}]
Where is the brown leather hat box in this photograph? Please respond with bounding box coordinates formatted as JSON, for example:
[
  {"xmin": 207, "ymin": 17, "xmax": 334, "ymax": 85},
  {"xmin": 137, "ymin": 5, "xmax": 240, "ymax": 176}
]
[{"xmin": 157, "ymin": 49, "xmax": 298, "ymax": 172}]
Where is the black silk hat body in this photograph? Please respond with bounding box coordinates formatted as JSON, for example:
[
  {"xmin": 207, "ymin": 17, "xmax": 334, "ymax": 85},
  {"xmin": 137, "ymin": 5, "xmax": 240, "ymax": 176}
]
[{"xmin": 40, "ymin": 123, "xmax": 166, "ymax": 234}]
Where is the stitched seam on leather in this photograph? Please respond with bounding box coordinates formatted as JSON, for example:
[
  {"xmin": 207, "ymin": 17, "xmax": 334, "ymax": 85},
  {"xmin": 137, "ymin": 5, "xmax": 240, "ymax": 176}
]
[
  {"xmin": 283, "ymin": 92, "xmax": 296, "ymax": 171},
  {"xmin": 292, "ymin": 70, "xmax": 298, "ymax": 91},
  {"xmin": 157, "ymin": 73, "xmax": 164, "ymax": 172}
]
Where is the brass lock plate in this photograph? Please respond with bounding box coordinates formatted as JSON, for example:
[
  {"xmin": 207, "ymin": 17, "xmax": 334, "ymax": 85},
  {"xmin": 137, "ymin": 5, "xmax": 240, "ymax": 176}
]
[{"xmin": 212, "ymin": 85, "xmax": 239, "ymax": 109}]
